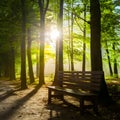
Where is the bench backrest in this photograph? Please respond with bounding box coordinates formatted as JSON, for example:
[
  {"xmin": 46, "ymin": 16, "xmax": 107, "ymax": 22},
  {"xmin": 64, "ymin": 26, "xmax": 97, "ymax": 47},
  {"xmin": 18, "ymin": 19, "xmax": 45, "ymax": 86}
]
[{"xmin": 58, "ymin": 71, "xmax": 104, "ymax": 93}]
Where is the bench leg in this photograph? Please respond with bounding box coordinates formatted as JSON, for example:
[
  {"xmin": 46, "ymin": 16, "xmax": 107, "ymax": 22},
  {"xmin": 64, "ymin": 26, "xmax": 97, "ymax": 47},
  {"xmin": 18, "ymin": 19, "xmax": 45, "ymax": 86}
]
[
  {"xmin": 48, "ymin": 88, "xmax": 52, "ymax": 104},
  {"xmin": 80, "ymin": 98, "xmax": 84, "ymax": 115},
  {"xmin": 93, "ymin": 100, "xmax": 99, "ymax": 115}
]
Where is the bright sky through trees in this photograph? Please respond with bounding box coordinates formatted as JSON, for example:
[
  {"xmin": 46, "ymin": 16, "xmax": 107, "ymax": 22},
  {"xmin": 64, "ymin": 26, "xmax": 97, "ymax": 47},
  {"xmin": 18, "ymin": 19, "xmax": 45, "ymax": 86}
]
[
  {"xmin": 50, "ymin": 27, "xmax": 60, "ymax": 40},
  {"xmin": 45, "ymin": 25, "xmax": 59, "ymax": 50}
]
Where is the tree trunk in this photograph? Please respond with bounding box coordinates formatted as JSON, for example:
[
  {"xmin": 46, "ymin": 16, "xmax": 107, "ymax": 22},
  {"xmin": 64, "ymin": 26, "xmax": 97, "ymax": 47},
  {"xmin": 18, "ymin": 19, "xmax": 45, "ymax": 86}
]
[
  {"xmin": 70, "ymin": 0, "xmax": 74, "ymax": 71},
  {"xmin": 4, "ymin": 57, "xmax": 10, "ymax": 77},
  {"xmin": 53, "ymin": 32, "xmax": 59, "ymax": 85},
  {"xmin": 90, "ymin": 0, "xmax": 102, "ymax": 71},
  {"xmin": 9, "ymin": 39, "xmax": 16, "ymax": 80},
  {"xmin": 113, "ymin": 43, "xmax": 118, "ymax": 78},
  {"xmin": 90, "ymin": 0, "xmax": 113, "ymax": 105},
  {"xmin": 53, "ymin": 0, "xmax": 59, "ymax": 85},
  {"xmin": 58, "ymin": 0, "xmax": 64, "ymax": 73},
  {"xmin": 82, "ymin": 3, "xmax": 86, "ymax": 72},
  {"xmin": 68, "ymin": 8, "xmax": 71, "ymax": 70},
  {"xmin": 105, "ymin": 41, "xmax": 113, "ymax": 76},
  {"xmin": 36, "ymin": 52, "xmax": 39, "ymax": 78},
  {"xmin": 53, "ymin": 0, "xmax": 64, "ymax": 86},
  {"xmin": 27, "ymin": 28, "xmax": 35, "ymax": 84},
  {"xmin": 39, "ymin": 1, "xmax": 45, "ymax": 85},
  {"xmin": 20, "ymin": 0, "xmax": 27, "ymax": 89},
  {"xmin": 38, "ymin": 0, "xmax": 49, "ymax": 85}
]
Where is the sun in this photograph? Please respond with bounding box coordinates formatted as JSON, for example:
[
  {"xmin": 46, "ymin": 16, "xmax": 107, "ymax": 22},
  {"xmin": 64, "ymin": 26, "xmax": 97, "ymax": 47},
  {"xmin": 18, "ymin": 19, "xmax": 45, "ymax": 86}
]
[
  {"xmin": 45, "ymin": 26, "xmax": 60, "ymax": 49},
  {"xmin": 50, "ymin": 27, "xmax": 59, "ymax": 40}
]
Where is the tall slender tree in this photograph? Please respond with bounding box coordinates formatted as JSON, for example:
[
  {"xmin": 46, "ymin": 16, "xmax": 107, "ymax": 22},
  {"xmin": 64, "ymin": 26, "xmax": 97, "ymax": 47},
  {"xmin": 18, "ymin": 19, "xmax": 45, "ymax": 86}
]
[
  {"xmin": 20, "ymin": 0, "xmax": 27, "ymax": 89},
  {"xmin": 70, "ymin": 0, "xmax": 74, "ymax": 71},
  {"xmin": 53, "ymin": 0, "xmax": 64, "ymax": 85},
  {"xmin": 38, "ymin": 0, "xmax": 49, "ymax": 85},
  {"xmin": 9, "ymin": 38, "xmax": 16, "ymax": 80},
  {"xmin": 82, "ymin": 2, "xmax": 87, "ymax": 72},
  {"xmin": 105, "ymin": 41, "xmax": 113, "ymax": 76},
  {"xmin": 53, "ymin": 0, "xmax": 59, "ymax": 85},
  {"xmin": 113, "ymin": 43, "xmax": 118, "ymax": 78},
  {"xmin": 58, "ymin": 0, "xmax": 64, "ymax": 72},
  {"xmin": 27, "ymin": 28, "xmax": 35, "ymax": 84}
]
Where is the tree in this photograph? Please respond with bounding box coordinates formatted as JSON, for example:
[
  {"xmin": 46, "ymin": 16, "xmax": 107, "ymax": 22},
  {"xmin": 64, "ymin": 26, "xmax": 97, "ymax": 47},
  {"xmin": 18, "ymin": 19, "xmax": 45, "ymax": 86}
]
[
  {"xmin": 53, "ymin": 0, "xmax": 64, "ymax": 85},
  {"xmin": 90, "ymin": 0, "xmax": 102, "ymax": 71},
  {"xmin": 53, "ymin": 0, "xmax": 59, "ymax": 85},
  {"xmin": 20, "ymin": 0, "xmax": 27, "ymax": 89},
  {"xmin": 70, "ymin": 0, "xmax": 74, "ymax": 71},
  {"xmin": 90, "ymin": 0, "xmax": 113, "ymax": 104},
  {"xmin": 82, "ymin": 2, "xmax": 87, "ymax": 72},
  {"xmin": 101, "ymin": 0, "xmax": 120, "ymax": 77},
  {"xmin": 58, "ymin": 0, "xmax": 64, "ymax": 72},
  {"xmin": 0, "ymin": 0, "xmax": 21, "ymax": 79},
  {"xmin": 105, "ymin": 41, "xmax": 113, "ymax": 76},
  {"xmin": 113, "ymin": 43, "xmax": 118, "ymax": 78},
  {"xmin": 9, "ymin": 38, "xmax": 16, "ymax": 80},
  {"xmin": 38, "ymin": 0, "xmax": 49, "ymax": 85},
  {"xmin": 27, "ymin": 28, "xmax": 35, "ymax": 83}
]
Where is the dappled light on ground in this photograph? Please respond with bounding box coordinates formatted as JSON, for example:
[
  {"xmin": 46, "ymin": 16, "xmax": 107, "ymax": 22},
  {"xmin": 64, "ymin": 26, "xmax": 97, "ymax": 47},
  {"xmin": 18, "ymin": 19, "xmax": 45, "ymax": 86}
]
[{"xmin": 0, "ymin": 79, "xmax": 120, "ymax": 120}]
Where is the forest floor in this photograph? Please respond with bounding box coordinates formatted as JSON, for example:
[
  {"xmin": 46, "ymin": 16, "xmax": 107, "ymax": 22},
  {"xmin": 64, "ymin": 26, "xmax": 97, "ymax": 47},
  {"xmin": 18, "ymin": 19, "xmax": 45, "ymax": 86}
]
[{"xmin": 0, "ymin": 78, "xmax": 120, "ymax": 120}]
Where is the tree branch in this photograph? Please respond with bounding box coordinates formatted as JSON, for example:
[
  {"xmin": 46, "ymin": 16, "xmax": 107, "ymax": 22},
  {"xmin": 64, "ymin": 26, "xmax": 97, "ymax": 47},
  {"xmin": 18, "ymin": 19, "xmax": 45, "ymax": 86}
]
[
  {"xmin": 44, "ymin": 0, "xmax": 49, "ymax": 15},
  {"xmin": 64, "ymin": 8, "xmax": 90, "ymax": 25}
]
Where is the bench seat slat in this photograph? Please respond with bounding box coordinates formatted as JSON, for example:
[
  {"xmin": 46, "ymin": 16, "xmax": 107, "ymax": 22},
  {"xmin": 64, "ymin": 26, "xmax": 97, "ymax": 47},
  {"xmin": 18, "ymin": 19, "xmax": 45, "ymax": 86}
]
[{"xmin": 48, "ymin": 86, "xmax": 97, "ymax": 97}]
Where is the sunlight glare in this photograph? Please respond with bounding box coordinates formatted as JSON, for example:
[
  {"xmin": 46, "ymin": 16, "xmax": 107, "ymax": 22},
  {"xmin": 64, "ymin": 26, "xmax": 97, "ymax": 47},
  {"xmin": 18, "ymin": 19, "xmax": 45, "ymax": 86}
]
[{"xmin": 50, "ymin": 28, "xmax": 59, "ymax": 40}]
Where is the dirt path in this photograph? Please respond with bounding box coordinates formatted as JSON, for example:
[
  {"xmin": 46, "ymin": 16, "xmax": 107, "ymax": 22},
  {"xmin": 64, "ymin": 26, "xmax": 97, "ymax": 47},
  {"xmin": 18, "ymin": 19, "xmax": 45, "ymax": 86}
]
[
  {"xmin": 0, "ymin": 80, "xmax": 49, "ymax": 120},
  {"xmin": 0, "ymin": 79, "xmax": 120, "ymax": 120}
]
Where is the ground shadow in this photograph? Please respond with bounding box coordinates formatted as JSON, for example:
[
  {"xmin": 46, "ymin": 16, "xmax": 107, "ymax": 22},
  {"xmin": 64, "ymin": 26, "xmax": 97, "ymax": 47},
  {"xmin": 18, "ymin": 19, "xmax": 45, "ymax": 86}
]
[
  {"xmin": 0, "ymin": 89, "xmax": 20, "ymax": 102},
  {"xmin": 46, "ymin": 99, "xmax": 103, "ymax": 120},
  {"xmin": 0, "ymin": 79, "xmax": 21, "ymax": 102},
  {"xmin": 0, "ymin": 84, "xmax": 42, "ymax": 120}
]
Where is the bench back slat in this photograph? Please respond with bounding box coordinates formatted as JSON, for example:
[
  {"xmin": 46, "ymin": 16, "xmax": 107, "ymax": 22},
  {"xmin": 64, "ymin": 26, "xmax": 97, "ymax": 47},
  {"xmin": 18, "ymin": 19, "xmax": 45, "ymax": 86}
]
[
  {"xmin": 63, "ymin": 81, "xmax": 100, "ymax": 91},
  {"xmin": 58, "ymin": 71, "xmax": 103, "ymax": 93}
]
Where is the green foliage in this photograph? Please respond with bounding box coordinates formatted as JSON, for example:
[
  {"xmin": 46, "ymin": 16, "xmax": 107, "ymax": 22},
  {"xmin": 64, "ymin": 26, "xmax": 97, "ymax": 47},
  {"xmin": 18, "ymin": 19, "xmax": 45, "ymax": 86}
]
[
  {"xmin": 0, "ymin": 0, "xmax": 120, "ymax": 77},
  {"xmin": 100, "ymin": 0, "xmax": 120, "ymax": 76}
]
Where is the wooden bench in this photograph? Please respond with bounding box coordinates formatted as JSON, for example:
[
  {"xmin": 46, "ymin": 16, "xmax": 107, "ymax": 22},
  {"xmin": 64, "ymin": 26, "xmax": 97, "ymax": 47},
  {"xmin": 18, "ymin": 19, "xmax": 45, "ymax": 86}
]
[{"xmin": 47, "ymin": 71, "xmax": 104, "ymax": 114}]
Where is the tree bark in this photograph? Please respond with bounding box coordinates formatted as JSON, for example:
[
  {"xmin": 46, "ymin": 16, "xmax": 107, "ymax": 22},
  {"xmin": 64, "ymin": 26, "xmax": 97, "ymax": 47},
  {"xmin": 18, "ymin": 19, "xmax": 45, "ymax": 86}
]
[
  {"xmin": 90, "ymin": 0, "xmax": 102, "ymax": 71},
  {"xmin": 36, "ymin": 52, "xmax": 39, "ymax": 78},
  {"xmin": 53, "ymin": 0, "xmax": 64, "ymax": 86},
  {"xmin": 20, "ymin": 0, "xmax": 27, "ymax": 89},
  {"xmin": 70, "ymin": 0, "xmax": 74, "ymax": 71},
  {"xmin": 90, "ymin": 0, "xmax": 113, "ymax": 104},
  {"xmin": 9, "ymin": 38, "xmax": 16, "ymax": 80},
  {"xmin": 105, "ymin": 41, "xmax": 113, "ymax": 76},
  {"xmin": 38, "ymin": 0, "xmax": 49, "ymax": 85},
  {"xmin": 82, "ymin": 3, "xmax": 86, "ymax": 72},
  {"xmin": 27, "ymin": 28, "xmax": 35, "ymax": 84},
  {"xmin": 113, "ymin": 43, "xmax": 118, "ymax": 78},
  {"xmin": 58, "ymin": 0, "xmax": 64, "ymax": 72}
]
